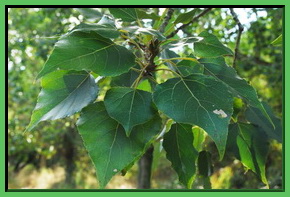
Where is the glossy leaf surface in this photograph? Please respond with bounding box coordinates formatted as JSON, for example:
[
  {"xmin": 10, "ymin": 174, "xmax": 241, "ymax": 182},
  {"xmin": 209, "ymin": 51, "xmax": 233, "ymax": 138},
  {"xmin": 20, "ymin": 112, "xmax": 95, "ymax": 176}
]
[
  {"xmin": 37, "ymin": 31, "xmax": 135, "ymax": 78},
  {"xmin": 199, "ymin": 57, "xmax": 274, "ymax": 127},
  {"xmin": 77, "ymin": 102, "xmax": 161, "ymax": 188},
  {"xmin": 176, "ymin": 59, "xmax": 204, "ymax": 76},
  {"xmin": 163, "ymin": 123, "xmax": 198, "ymax": 189},
  {"xmin": 104, "ymin": 87, "xmax": 156, "ymax": 135},
  {"xmin": 27, "ymin": 70, "xmax": 98, "ymax": 131},
  {"xmin": 228, "ymin": 123, "xmax": 269, "ymax": 185},
  {"xmin": 194, "ymin": 31, "xmax": 233, "ymax": 57},
  {"xmin": 153, "ymin": 74, "xmax": 233, "ymax": 158},
  {"xmin": 110, "ymin": 69, "xmax": 139, "ymax": 87},
  {"xmin": 245, "ymin": 102, "xmax": 282, "ymax": 143},
  {"xmin": 71, "ymin": 22, "xmax": 120, "ymax": 39}
]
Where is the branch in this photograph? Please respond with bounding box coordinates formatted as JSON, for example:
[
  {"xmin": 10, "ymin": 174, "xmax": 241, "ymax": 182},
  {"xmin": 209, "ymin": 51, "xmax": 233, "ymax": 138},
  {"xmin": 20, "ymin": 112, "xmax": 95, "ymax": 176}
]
[
  {"xmin": 166, "ymin": 8, "xmax": 213, "ymax": 39},
  {"xmin": 229, "ymin": 8, "xmax": 244, "ymax": 68},
  {"xmin": 159, "ymin": 8, "xmax": 174, "ymax": 33}
]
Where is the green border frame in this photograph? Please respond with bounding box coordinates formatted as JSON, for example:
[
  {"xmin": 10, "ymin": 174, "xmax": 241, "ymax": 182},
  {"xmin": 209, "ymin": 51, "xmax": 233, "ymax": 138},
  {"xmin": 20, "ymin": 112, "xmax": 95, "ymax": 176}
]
[{"xmin": 1, "ymin": 1, "xmax": 288, "ymax": 195}]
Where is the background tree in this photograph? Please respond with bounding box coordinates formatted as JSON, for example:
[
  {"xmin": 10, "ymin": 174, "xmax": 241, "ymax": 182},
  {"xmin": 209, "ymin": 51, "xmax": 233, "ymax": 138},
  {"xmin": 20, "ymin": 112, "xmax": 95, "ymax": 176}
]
[{"xmin": 8, "ymin": 7, "xmax": 282, "ymax": 189}]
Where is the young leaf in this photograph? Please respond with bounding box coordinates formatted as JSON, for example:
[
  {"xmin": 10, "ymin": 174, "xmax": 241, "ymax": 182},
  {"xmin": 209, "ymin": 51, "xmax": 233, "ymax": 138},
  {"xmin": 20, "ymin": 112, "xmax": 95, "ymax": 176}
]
[
  {"xmin": 77, "ymin": 102, "xmax": 162, "ymax": 188},
  {"xmin": 271, "ymin": 34, "xmax": 282, "ymax": 46},
  {"xmin": 163, "ymin": 123, "xmax": 198, "ymax": 189},
  {"xmin": 104, "ymin": 87, "xmax": 156, "ymax": 135},
  {"xmin": 193, "ymin": 126, "xmax": 206, "ymax": 152},
  {"xmin": 174, "ymin": 9, "xmax": 197, "ymax": 24},
  {"xmin": 199, "ymin": 57, "xmax": 274, "ymax": 128},
  {"xmin": 26, "ymin": 70, "xmax": 98, "ymax": 131},
  {"xmin": 153, "ymin": 74, "xmax": 233, "ymax": 159},
  {"xmin": 108, "ymin": 8, "xmax": 137, "ymax": 22},
  {"xmin": 245, "ymin": 102, "xmax": 282, "ymax": 143},
  {"xmin": 37, "ymin": 31, "xmax": 135, "ymax": 79},
  {"xmin": 228, "ymin": 123, "xmax": 269, "ymax": 185},
  {"xmin": 194, "ymin": 31, "xmax": 233, "ymax": 57}
]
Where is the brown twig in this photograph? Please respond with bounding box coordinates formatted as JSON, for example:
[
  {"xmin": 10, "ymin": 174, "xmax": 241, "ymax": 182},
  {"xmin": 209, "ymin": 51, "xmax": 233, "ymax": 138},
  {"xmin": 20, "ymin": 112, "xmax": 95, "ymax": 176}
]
[
  {"xmin": 159, "ymin": 8, "xmax": 174, "ymax": 33},
  {"xmin": 229, "ymin": 8, "xmax": 244, "ymax": 68},
  {"xmin": 166, "ymin": 8, "xmax": 213, "ymax": 39}
]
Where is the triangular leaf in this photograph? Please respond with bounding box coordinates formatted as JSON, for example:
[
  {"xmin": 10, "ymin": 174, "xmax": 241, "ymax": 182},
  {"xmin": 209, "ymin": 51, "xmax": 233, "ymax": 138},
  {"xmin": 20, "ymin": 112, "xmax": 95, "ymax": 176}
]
[
  {"xmin": 37, "ymin": 31, "xmax": 135, "ymax": 79},
  {"xmin": 109, "ymin": 8, "xmax": 137, "ymax": 22},
  {"xmin": 245, "ymin": 102, "xmax": 282, "ymax": 143},
  {"xmin": 199, "ymin": 57, "xmax": 274, "ymax": 128},
  {"xmin": 104, "ymin": 87, "xmax": 156, "ymax": 135},
  {"xmin": 227, "ymin": 123, "xmax": 269, "ymax": 185},
  {"xmin": 77, "ymin": 102, "xmax": 162, "ymax": 188},
  {"xmin": 153, "ymin": 74, "xmax": 233, "ymax": 158},
  {"xmin": 26, "ymin": 70, "xmax": 98, "ymax": 131},
  {"xmin": 194, "ymin": 31, "xmax": 233, "ymax": 57},
  {"xmin": 163, "ymin": 123, "xmax": 198, "ymax": 189}
]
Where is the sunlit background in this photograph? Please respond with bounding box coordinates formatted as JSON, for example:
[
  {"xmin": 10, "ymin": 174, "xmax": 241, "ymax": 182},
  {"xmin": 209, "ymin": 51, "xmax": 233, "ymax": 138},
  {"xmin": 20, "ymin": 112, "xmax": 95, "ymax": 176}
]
[{"xmin": 8, "ymin": 8, "xmax": 282, "ymax": 189}]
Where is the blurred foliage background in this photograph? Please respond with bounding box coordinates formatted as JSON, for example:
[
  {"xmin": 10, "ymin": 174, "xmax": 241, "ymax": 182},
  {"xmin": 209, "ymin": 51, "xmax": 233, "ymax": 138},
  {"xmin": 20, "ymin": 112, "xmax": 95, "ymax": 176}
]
[{"xmin": 7, "ymin": 8, "xmax": 282, "ymax": 189}]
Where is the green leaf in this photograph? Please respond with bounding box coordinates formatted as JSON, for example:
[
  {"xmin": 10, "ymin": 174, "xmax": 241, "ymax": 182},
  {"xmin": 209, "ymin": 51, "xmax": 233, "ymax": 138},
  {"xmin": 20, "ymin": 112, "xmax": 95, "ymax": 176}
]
[
  {"xmin": 71, "ymin": 22, "xmax": 120, "ymax": 39},
  {"xmin": 110, "ymin": 69, "xmax": 139, "ymax": 87},
  {"xmin": 104, "ymin": 87, "xmax": 156, "ymax": 135},
  {"xmin": 193, "ymin": 126, "xmax": 206, "ymax": 152},
  {"xmin": 228, "ymin": 123, "xmax": 269, "ymax": 185},
  {"xmin": 26, "ymin": 70, "xmax": 98, "ymax": 131},
  {"xmin": 37, "ymin": 31, "xmax": 135, "ymax": 79},
  {"xmin": 77, "ymin": 102, "xmax": 162, "ymax": 188},
  {"xmin": 136, "ymin": 8, "xmax": 160, "ymax": 20},
  {"xmin": 199, "ymin": 57, "xmax": 274, "ymax": 128},
  {"xmin": 194, "ymin": 31, "xmax": 233, "ymax": 57},
  {"xmin": 74, "ymin": 8, "xmax": 102, "ymax": 20},
  {"xmin": 109, "ymin": 8, "xmax": 137, "ymax": 22},
  {"xmin": 271, "ymin": 34, "xmax": 282, "ymax": 46},
  {"xmin": 245, "ymin": 102, "xmax": 282, "ymax": 143},
  {"xmin": 176, "ymin": 58, "xmax": 204, "ymax": 76},
  {"xmin": 137, "ymin": 79, "xmax": 152, "ymax": 92},
  {"xmin": 153, "ymin": 74, "xmax": 233, "ymax": 158},
  {"xmin": 174, "ymin": 9, "xmax": 197, "ymax": 24},
  {"xmin": 198, "ymin": 151, "xmax": 213, "ymax": 177},
  {"xmin": 163, "ymin": 123, "xmax": 198, "ymax": 189},
  {"xmin": 123, "ymin": 26, "xmax": 166, "ymax": 41}
]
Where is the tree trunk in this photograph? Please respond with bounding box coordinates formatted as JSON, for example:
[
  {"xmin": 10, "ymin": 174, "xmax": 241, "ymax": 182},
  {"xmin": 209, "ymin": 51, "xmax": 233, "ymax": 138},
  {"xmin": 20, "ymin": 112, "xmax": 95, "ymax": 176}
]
[
  {"xmin": 137, "ymin": 145, "xmax": 154, "ymax": 189},
  {"xmin": 63, "ymin": 127, "xmax": 76, "ymax": 187}
]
